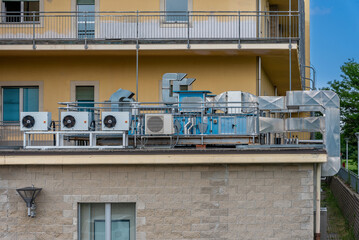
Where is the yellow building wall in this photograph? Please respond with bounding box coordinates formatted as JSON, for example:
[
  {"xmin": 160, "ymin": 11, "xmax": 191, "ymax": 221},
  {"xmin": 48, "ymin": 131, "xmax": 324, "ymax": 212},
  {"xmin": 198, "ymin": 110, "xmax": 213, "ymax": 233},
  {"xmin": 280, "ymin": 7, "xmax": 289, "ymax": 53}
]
[
  {"xmin": 0, "ymin": 54, "xmax": 257, "ymax": 119},
  {"xmin": 261, "ymin": 67, "xmax": 275, "ymax": 96},
  {"xmin": 40, "ymin": 0, "xmax": 258, "ymax": 12}
]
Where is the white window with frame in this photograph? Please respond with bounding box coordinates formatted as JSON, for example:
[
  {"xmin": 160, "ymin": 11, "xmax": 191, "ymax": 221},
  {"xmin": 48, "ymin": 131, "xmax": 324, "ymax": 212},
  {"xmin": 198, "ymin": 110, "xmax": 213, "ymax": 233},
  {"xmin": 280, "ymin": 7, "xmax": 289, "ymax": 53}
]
[
  {"xmin": 2, "ymin": 0, "xmax": 39, "ymax": 23},
  {"xmin": 79, "ymin": 203, "xmax": 136, "ymax": 240},
  {"xmin": 165, "ymin": 0, "xmax": 189, "ymax": 22}
]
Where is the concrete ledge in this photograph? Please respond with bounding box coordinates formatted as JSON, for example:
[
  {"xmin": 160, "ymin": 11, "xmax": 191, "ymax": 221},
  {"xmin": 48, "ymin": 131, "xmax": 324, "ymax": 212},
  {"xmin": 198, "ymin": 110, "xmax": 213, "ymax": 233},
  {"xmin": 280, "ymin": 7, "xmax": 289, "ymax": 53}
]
[
  {"xmin": 0, "ymin": 43, "xmax": 298, "ymax": 51},
  {"xmin": 0, "ymin": 153, "xmax": 326, "ymax": 165}
]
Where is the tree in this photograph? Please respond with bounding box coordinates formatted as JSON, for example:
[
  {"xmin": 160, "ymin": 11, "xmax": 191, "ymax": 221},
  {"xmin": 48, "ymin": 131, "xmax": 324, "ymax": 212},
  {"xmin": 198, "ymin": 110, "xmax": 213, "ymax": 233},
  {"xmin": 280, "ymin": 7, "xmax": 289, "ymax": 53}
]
[{"xmin": 327, "ymin": 59, "xmax": 359, "ymax": 160}]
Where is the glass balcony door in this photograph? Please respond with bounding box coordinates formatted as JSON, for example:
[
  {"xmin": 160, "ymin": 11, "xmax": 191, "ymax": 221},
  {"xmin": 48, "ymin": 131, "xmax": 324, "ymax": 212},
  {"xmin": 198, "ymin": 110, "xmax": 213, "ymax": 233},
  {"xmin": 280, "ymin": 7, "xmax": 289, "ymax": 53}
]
[
  {"xmin": 2, "ymin": 87, "xmax": 39, "ymax": 122},
  {"xmin": 77, "ymin": 0, "xmax": 95, "ymax": 39}
]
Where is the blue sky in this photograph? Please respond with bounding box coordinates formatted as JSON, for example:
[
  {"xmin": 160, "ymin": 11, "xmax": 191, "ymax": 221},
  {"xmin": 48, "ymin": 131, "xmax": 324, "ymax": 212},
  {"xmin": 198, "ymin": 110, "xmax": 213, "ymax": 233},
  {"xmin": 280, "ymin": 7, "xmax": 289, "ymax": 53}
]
[{"xmin": 311, "ymin": 0, "xmax": 359, "ymax": 88}]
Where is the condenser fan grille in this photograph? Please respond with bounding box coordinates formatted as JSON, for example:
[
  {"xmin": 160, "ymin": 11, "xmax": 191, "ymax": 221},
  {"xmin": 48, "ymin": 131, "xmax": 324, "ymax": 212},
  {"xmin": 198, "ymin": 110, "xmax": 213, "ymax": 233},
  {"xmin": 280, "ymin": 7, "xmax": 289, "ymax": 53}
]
[
  {"xmin": 22, "ymin": 115, "xmax": 35, "ymax": 128},
  {"xmin": 147, "ymin": 116, "xmax": 164, "ymax": 133},
  {"xmin": 104, "ymin": 115, "xmax": 117, "ymax": 128},
  {"xmin": 63, "ymin": 115, "xmax": 76, "ymax": 128}
]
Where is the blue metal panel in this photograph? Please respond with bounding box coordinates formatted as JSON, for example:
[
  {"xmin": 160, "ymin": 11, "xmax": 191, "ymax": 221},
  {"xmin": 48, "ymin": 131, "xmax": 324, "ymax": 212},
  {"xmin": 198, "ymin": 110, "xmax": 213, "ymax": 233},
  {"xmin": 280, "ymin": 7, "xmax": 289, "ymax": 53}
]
[
  {"xmin": 220, "ymin": 117, "xmax": 235, "ymax": 134},
  {"xmin": 236, "ymin": 116, "xmax": 247, "ymax": 135},
  {"xmin": 210, "ymin": 117, "xmax": 219, "ymax": 135}
]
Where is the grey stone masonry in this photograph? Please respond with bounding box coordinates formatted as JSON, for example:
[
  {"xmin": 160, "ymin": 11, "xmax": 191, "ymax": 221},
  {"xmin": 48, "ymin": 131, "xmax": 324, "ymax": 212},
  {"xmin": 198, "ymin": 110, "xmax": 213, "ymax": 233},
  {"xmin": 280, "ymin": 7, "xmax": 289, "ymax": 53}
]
[{"xmin": 0, "ymin": 164, "xmax": 314, "ymax": 240}]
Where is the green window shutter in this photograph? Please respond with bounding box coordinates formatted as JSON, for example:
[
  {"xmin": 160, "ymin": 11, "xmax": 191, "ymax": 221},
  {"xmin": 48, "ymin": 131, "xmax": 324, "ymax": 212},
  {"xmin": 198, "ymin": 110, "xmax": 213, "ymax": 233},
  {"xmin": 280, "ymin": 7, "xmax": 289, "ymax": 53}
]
[
  {"xmin": 76, "ymin": 86, "xmax": 94, "ymax": 101},
  {"xmin": 3, "ymin": 87, "xmax": 20, "ymax": 122},
  {"xmin": 23, "ymin": 87, "xmax": 39, "ymax": 112},
  {"xmin": 77, "ymin": 0, "xmax": 95, "ymax": 5}
]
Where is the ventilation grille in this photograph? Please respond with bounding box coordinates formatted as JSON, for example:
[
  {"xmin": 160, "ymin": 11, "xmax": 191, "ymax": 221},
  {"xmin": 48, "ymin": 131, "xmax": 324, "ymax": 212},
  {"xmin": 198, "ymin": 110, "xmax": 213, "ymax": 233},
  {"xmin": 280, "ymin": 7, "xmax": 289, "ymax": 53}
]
[
  {"xmin": 147, "ymin": 116, "xmax": 164, "ymax": 134},
  {"xmin": 145, "ymin": 114, "xmax": 173, "ymax": 135}
]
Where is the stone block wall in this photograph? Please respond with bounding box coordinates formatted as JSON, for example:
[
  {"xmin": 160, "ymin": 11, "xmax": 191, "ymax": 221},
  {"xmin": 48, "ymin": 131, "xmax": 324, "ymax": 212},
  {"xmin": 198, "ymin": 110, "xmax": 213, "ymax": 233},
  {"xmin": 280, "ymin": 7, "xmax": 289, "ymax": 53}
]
[{"xmin": 0, "ymin": 164, "xmax": 314, "ymax": 240}]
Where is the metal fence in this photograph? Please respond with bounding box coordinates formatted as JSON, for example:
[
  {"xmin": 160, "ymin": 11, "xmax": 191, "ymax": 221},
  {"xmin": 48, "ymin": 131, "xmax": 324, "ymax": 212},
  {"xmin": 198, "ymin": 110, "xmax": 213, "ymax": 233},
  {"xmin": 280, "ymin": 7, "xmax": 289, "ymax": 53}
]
[
  {"xmin": 0, "ymin": 11, "xmax": 300, "ymax": 44},
  {"xmin": 337, "ymin": 167, "xmax": 359, "ymax": 193},
  {"xmin": 0, "ymin": 121, "xmax": 58, "ymax": 148}
]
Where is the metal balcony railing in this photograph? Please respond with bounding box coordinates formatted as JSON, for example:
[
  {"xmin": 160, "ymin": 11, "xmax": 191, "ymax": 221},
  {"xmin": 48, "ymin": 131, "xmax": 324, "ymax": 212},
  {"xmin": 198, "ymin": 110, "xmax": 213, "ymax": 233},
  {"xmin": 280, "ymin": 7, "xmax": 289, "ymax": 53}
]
[
  {"xmin": 337, "ymin": 167, "xmax": 359, "ymax": 194},
  {"xmin": 0, "ymin": 11, "xmax": 300, "ymax": 46}
]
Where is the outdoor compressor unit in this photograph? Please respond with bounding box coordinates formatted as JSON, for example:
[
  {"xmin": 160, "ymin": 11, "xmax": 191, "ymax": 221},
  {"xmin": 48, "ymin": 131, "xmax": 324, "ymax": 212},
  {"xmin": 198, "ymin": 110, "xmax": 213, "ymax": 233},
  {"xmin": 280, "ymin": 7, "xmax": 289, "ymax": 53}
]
[
  {"xmin": 145, "ymin": 114, "xmax": 173, "ymax": 135},
  {"xmin": 102, "ymin": 112, "xmax": 130, "ymax": 131},
  {"xmin": 20, "ymin": 112, "xmax": 52, "ymax": 131},
  {"xmin": 61, "ymin": 112, "xmax": 93, "ymax": 131}
]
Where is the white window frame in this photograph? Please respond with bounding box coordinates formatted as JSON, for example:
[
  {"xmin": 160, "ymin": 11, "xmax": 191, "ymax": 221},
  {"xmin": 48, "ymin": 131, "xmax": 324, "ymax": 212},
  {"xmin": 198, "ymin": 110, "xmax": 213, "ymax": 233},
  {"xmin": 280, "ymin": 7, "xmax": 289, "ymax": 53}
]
[
  {"xmin": 0, "ymin": 81, "xmax": 43, "ymax": 121},
  {"xmin": 0, "ymin": 0, "xmax": 42, "ymax": 23},
  {"xmin": 78, "ymin": 202, "xmax": 136, "ymax": 240}
]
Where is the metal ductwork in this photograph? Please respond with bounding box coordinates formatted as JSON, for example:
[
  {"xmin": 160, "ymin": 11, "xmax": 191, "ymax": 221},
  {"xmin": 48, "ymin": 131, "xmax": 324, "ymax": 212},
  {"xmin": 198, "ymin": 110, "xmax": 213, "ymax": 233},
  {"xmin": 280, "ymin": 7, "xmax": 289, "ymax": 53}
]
[
  {"xmin": 162, "ymin": 73, "xmax": 196, "ymax": 103},
  {"xmin": 286, "ymin": 91, "xmax": 340, "ymax": 177},
  {"xmin": 258, "ymin": 91, "xmax": 340, "ymax": 177},
  {"xmin": 109, "ymin": 88, "xmax": 135, "ymax": 112}
]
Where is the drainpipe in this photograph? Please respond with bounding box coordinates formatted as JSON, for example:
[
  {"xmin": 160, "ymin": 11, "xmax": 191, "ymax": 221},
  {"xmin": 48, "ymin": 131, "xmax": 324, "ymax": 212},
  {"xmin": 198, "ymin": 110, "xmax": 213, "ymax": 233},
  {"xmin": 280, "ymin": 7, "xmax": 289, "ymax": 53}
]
[
  {"xmin": 258, "ymin": 56, "xmax": 262, "ymax": 96},
  {"xmin": 315, "ymin": 163, "xmax": 321, "ymax": 240}
]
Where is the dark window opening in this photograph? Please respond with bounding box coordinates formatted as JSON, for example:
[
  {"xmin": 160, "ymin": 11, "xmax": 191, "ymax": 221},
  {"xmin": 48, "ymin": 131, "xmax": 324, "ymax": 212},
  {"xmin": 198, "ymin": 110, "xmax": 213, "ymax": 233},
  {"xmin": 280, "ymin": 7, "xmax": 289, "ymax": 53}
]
[
  {"xmin": 3, "ymin": 1, "xmax": 40, "ymax": 23},
  {"xmin": 4, "ymin": 2, "xmax": 21, "ymax": 22}
]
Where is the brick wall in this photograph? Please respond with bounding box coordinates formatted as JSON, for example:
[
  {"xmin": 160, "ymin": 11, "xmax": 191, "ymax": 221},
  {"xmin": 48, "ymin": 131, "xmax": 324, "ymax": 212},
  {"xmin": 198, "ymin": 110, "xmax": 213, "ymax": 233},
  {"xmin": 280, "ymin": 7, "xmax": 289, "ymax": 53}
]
[
  {"xmin": 0, "ymin": 164, "xmax": 314, "ymax": 240},
  {"xmin": 330, "ymin": 176, "xmax": 359, "ymax": 239}
]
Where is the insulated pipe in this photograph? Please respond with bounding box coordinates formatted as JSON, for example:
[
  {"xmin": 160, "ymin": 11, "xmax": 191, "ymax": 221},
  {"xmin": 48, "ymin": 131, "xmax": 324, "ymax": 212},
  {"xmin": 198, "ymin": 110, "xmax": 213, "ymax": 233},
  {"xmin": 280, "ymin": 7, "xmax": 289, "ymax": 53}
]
[
  {"xmin": 188, "ymin": 118, "xmax": 195, "ymax": 134},
  {"xmin": 315, "ymin": 163, "xmax": 321, "ymax": 240},
  {"xmin": 136, "ymin": 44, "xmax": 139, "ymax": 102},
  {"xmin": 184, "ymin": 120, "xmax": 191, "ymax": 135}
]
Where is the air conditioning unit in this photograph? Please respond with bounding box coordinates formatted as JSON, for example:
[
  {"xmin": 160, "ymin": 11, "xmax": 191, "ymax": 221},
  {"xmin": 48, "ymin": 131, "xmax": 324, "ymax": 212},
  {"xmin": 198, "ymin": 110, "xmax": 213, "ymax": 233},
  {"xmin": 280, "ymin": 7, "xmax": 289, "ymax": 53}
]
[
  {"xmin": 102, "ymin": 112, "xmax": 130, "ymax": 131},
  {"xmin": 145, "ymin": 114, "xmax": 173, "ymax": 135},
  {"xmin": 61, "ymin": 112, "xmax": 93, "ymax": 131},
  {"xmin": 20, "ymin": 112, "xmax": 52, "ymax": 131}
]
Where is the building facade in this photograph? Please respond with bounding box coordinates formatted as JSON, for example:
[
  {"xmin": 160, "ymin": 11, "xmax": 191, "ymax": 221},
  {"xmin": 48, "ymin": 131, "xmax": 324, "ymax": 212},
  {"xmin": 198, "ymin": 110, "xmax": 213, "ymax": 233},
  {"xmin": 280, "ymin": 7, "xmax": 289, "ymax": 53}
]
[{"xmin": 0, "ymin": 0, "xmax": 331, "ymax": 240}]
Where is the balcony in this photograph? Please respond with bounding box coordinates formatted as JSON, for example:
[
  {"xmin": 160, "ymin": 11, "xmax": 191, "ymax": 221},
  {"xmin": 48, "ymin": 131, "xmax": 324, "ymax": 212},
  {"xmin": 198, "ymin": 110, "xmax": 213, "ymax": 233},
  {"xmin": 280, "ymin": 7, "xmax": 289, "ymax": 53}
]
[{"xmin": 0, "ymin": 11, "xmax": 301, "ymax": 48}]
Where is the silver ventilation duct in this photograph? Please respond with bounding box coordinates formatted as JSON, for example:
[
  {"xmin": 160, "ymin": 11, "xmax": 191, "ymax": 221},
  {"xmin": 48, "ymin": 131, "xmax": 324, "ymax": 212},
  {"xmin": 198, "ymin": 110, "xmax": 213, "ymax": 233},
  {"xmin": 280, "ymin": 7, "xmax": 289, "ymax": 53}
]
[
  {"xmin": 109, "ymin": 89, "xmax": 135, "ymax": 112},
  {"xmin": 162, "ymin": 73, "xmax": 196, "ymax": 103},
  {"xmin": 286, "ymin": 91, "xmax": 340, "ymax": 177},
  {"xmin": 258, "ymin": 91, "xmax": 340, "ymax": 177}
]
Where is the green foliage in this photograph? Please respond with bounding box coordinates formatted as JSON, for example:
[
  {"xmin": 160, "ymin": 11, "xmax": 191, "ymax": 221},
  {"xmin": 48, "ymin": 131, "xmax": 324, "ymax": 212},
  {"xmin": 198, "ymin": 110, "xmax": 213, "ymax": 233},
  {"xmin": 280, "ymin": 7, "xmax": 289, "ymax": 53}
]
[{"xmin": 327, "ymin": 59, "xmax": 359, "ymax": 161}]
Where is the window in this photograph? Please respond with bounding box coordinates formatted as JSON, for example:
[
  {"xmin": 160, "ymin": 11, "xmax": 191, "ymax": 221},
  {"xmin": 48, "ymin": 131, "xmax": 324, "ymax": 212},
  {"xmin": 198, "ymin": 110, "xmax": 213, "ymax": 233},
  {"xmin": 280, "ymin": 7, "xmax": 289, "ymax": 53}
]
[
  {"xmin": 165, "ymin": 0, "xmax": 188, "ymax": 22},
  {"xmin": 2, "ymin": 87, "xmax": 39, "ymax": 121},
  {"xmin": 76, "ymin": 86, "xmax": 94, "ymax": 112},
  {"xmin": 2, "ymin": 0, "xmax": 40, "ymax": 23},
  {"xmin": 79, "ymin": 203, "xmax": 136, "ymax": 240},
  {"xmin": 77, "ymin": 0, "xmax": 95, "ymax": 39}
]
